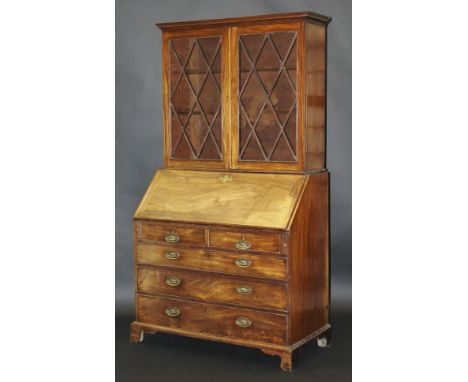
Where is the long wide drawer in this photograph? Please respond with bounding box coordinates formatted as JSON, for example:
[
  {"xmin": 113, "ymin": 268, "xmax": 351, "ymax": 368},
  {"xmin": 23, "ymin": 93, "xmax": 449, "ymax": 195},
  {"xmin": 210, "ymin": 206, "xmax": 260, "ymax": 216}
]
[
  {"xmin": 136, "ymin": 244, "xmax": 286, "ymax": 280},
  {"xmin": 136, "ymin": 294, "xmax": 287, "ymax": 345},
  {"xmin": 137, "ymin": 267, "xmax": 287, "ymax": 310}
]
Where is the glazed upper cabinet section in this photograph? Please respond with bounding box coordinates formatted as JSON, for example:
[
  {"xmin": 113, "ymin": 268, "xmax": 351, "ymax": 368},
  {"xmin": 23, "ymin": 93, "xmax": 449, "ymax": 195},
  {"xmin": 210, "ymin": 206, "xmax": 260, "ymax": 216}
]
[
  {"xmin": 163, "ymin": 28, "xmax": 230, "ymax": 169},
  {"xmin": 159, "ymin": 16, "xmax": 328, "ymax": 172},
  {"xmin": 231, "ymin": 24, "xmax": 303, "ymax": 171}
]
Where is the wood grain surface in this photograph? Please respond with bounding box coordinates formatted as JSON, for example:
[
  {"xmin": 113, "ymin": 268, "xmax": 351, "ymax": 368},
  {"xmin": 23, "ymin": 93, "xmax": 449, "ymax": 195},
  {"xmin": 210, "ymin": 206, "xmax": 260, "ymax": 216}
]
[
  {"xmin": 136, "ymin": 266, "xmax": 287, "ymax": 310},
  {"xmin": 136, "ymin": 243, "xmax": 287, "ymax": 280},
  {"xmin": 288, "ymin": 172, "xmax": 329, "ymax": 343},
  {"xmin": 139, "ymin": 223, "xmax": 206, "ymax": 245},
  {"xmin": 136, "ymin": 294, "xmax": 287, "ymax": 345},
  {"xmin": 134, "ymin": 169, "xmax": 306, "ymax": 229},
  {"xmin": 209, "ymin": 228, "xmax": 280, "ymax": 253},
  {"xmin": 156, "ymin": 11, "xmax": 331, "ymax": 31},
  {"xmin": 305, "ymin": 22, "xmax": 327, "ymax": 170}
]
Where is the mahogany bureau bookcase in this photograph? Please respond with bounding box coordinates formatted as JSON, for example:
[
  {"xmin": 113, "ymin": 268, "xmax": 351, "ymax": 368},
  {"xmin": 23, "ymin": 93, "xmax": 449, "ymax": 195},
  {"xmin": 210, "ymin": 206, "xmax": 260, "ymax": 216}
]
[{"xmin": 130, "ymin": 11, "xmax": 332, "ymax": 372}]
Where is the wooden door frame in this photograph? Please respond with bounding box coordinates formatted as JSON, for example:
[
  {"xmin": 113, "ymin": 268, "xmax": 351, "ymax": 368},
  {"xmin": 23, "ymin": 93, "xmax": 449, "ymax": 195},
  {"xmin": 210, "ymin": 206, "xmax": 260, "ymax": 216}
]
[
  {"xmin": 229, "ymin": 22, "xmax": 305, "ymax": 172},
  {"xmin": 162, "ymin": 27, "xmax": 231, "ymax": 170}
]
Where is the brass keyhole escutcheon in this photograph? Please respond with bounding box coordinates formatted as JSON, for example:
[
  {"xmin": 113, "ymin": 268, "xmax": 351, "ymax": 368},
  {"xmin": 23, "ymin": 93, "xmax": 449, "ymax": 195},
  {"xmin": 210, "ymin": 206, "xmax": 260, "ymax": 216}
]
[{"xmin": 218, "ymin": 175, "xmax": 232, "ymax": 183}]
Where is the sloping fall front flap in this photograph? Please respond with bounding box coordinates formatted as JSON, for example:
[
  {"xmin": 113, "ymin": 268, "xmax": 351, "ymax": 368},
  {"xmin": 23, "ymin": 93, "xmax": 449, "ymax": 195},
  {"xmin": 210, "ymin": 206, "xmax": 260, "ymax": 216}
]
[{"xmin": 134, "ymin": 169, "xmax": 307, "ymax": 229}]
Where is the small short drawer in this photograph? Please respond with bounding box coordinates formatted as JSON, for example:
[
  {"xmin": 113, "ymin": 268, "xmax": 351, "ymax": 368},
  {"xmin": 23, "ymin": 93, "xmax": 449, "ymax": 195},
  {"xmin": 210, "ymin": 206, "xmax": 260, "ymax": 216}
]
[
  {"xmin": 139, "ymin": 223, "xmax": 205, "ymax": 246},
  {"xmin": 137, "ymin": 267, "xmax": 287, "ymax": 310},
  {"xmin": 136, "ymin": 244, "xmax": 286, "ymax": 280},
  {"xmin": 209, "ymin": 229, "xmax": 280, "ymax": 253},
  {"xmin": 136, "ymin": 294, "xmax": 286, "ymax": 345}
]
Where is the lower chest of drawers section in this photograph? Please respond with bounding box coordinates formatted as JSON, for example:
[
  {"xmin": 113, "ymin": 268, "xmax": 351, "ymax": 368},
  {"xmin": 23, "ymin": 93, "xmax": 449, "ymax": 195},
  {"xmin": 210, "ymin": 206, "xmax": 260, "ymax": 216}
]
[{"xmin": 134, "ymin": 221, "xmax": 289, "ymax": 345}]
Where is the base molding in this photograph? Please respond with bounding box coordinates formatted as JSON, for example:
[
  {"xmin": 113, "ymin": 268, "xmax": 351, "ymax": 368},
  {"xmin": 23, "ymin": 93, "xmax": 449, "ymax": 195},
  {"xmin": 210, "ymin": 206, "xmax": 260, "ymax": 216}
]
[{"xmin": 129, "ymin": 321, "xmax": 332, "ymax": 371}]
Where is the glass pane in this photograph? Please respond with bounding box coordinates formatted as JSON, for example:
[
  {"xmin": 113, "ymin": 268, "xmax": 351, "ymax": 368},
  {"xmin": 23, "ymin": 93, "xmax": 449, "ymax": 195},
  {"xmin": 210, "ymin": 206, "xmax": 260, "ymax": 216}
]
[
  {"xmin": 169, "ymin": 36, "xmax": 222, "ymax": 160},
  {"xmin": 238, "ymin": 31, "xmax": 297, "ymax": 162}
]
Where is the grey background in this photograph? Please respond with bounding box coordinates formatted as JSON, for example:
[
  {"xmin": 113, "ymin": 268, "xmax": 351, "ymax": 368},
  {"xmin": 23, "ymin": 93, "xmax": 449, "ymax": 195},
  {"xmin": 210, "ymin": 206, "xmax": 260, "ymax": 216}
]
[{"xmin": 116, "ymin": 0, "xmax": 351, "ymax": 312}]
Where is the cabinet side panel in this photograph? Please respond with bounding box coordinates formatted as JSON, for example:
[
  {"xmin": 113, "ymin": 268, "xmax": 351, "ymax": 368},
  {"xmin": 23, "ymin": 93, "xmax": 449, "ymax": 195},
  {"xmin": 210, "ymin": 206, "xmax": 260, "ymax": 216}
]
[
  {"xmin": 288, "ymin": 172, "xmax": 329, "ymax": 344},
  {"xmin": 133, "ymin": 222, "xmax": 140, "ymax": 318},
  {"xmin": 304, "ymin": 23, "xmax": 327, "ymax": 170},
  {"xmin": 162, "ymin": 32, "xmax": 170, "ymax": 167}
]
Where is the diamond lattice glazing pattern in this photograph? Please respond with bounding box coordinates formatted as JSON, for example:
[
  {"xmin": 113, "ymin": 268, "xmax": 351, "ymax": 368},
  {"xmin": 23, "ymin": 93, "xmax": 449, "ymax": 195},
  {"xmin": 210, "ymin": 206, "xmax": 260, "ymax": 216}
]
[
  {"xmin": 238, "ymin": 32, "xmax": 297, "ymax": 162},
  {"xmin": 169, "ymin": 36, "xmax": 223, "ymax": 160}
]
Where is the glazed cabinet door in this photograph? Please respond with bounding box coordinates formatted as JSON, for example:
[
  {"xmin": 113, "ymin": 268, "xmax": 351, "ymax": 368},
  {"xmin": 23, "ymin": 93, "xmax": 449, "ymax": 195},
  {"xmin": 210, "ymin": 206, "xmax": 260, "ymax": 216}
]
[
  {"xmin": 231, "ymin": 23, "xmax": 304, "ymax": 171},
  {"xmin": 162, "ymin": 28, "xmax": 230, "ymax": 169}
]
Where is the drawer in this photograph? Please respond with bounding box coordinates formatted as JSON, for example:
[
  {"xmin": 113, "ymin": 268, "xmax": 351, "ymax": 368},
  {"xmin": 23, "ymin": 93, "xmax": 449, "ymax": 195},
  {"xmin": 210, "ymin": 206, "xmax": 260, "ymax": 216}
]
[
  {"xmin": 137, "ymin": 267, "xmax": 287, "ymax": 310},
  {"xmin": 136, "ymin": 294, "xmax": 286, "ymax": 345},
  {"xmin": 136, "ymin": 244, "xmax": 286, "ymax": 280},
  {"xmin": 139, "ymin": 223, "xmax": 205, "ymax": 246},
  {"xmin": 209, "ymin": 229, "xmax": 280, "ymax": 253}
]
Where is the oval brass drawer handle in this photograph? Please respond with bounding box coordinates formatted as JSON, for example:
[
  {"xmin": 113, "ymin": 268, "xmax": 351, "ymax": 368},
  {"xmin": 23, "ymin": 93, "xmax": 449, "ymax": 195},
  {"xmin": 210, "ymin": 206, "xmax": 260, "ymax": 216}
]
[
  {"xmin": 164, "ymin": 307, "xmax": 180, "ymax": 317},
  {"xmin": 165, "ymin": 276, "xmax": 181, "ymax": 287},
  {"xmin": 236, "ymin": 285, "xmax": 252, "ymax": 295},
  {"xmin": 165, "ymin": 232, "xmax": 179, "ymax": 243},
  {"xmin": 234, "ymin": 258, "xmax": 251, "ymax": 268},
  {"xmin": 235, "ymin": 239, "xmax": 251, "ymax": 250},
  {"xmin": 235, "ymin": 317, "xmax": 252, "ymax": 328},
  {"xmin": 165, "ymin": 250, "xmax": 180, "ymax": 260}
]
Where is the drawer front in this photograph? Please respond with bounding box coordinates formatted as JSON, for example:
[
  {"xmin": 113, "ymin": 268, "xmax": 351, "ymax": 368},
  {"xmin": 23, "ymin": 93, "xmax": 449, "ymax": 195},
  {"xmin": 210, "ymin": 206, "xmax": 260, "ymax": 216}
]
[
  {"xmin": 137, "ymin": 267, "xmax": 287, "ymax": 310},
  {"xmin": 209, "ymin": 229, "xmax": 280, "ymax": 253},
  {"xmin": 136, "ymin": 244, "xmax": 286, "ymax": 280},
  {"xmin": 139, "ymin": 223, "xmax": 205, "ymax": 246},
  {"xmin": 136, "ymin": 294, "xmax": 286, "ymax": 345}
]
